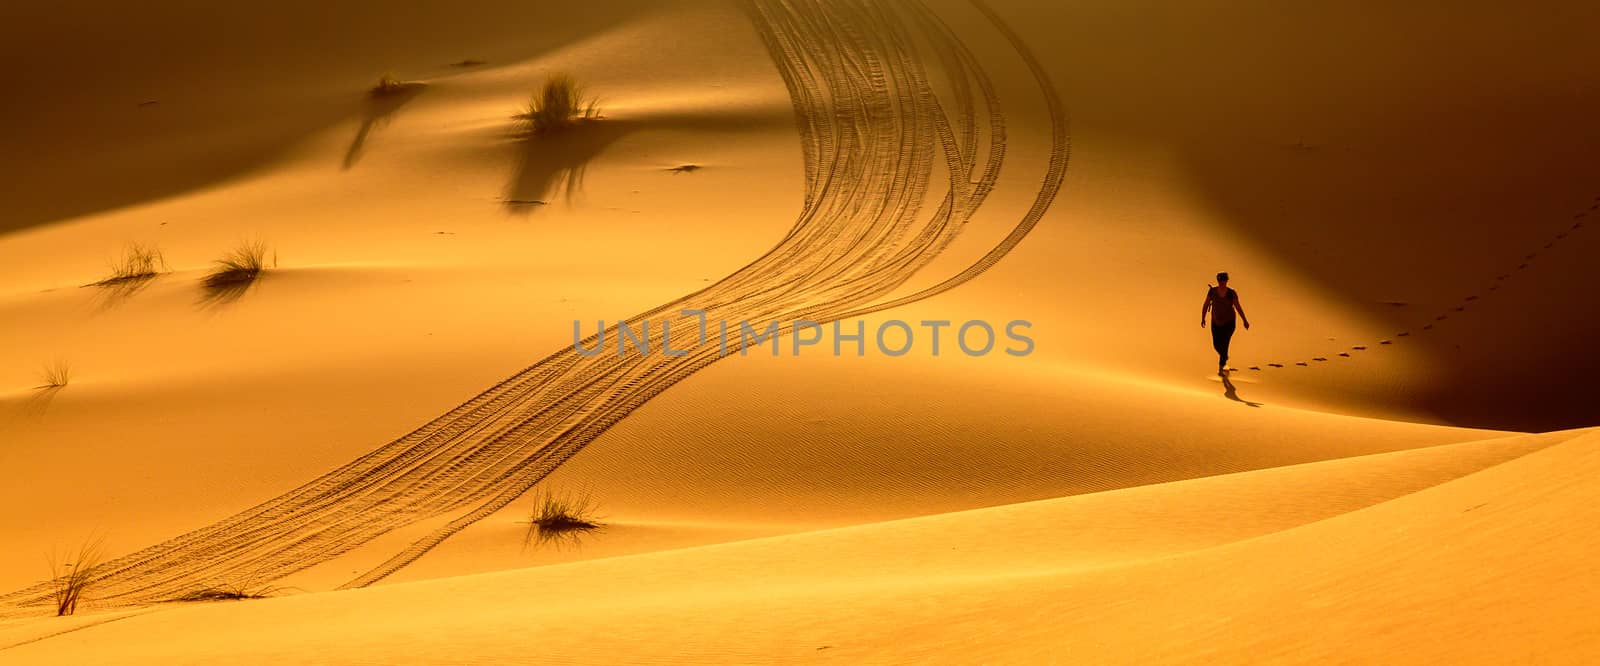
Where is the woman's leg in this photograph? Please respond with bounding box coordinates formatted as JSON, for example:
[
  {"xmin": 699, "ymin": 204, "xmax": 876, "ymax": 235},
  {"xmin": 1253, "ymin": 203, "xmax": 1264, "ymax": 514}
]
[{"xmin": 1211, "ymin": 324, "xmax": 1235, "ymax": 369}]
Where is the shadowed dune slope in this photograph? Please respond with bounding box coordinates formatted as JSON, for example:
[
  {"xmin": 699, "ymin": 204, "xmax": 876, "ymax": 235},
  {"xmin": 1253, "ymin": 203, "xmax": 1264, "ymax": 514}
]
[
  {"xmin": 975, "ymin": 0, "xmax": 1600, "ymax": 430},
  {"xmin": 0, "ymin": 0, "xmax": 659, "ymax": 236}
]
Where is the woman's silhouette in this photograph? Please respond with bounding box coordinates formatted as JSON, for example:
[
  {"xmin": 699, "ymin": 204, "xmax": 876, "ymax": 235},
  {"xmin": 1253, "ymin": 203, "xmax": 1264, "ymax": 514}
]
[{"xmin": 1201, "ymin": 271, "xmax": 1250, "ymax": 374}]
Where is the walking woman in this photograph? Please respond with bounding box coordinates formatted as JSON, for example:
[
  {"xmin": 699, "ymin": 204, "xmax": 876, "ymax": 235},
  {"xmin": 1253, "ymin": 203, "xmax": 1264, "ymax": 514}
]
[{"xmin": 1201, "ymin": 271, "xmax": 1250, "ymax": 374}]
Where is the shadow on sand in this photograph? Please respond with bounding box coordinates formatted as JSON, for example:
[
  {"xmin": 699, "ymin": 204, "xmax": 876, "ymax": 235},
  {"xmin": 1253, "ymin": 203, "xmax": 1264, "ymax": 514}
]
[
  {"xmin": 503, "ymin": 120, "xmax": 633, "ymax": 213},
  {"xmin": 85, "ymin": 274, "xmax": 162, "ymax": 311},
  {"xmin": 15, "ymin": 385, "xmax": 66, "ymax": 419},
  {"xmin": 499, "ymin": 102, "xmax": 789, "ymax": 214},
  {"xmin": 1221, "ymin": 374, "xmax": 1263, "ymax": 408},
  {"xmin": 343, "ymin": 84, "xmax": 427, "ymax": 170},
  {"xmin": 522, "ymin": 521, "xmax": 603, "ymax": 552},
  {"xmin": 195, "ymin": 274, "xmax": 265, "ymax": 310}
]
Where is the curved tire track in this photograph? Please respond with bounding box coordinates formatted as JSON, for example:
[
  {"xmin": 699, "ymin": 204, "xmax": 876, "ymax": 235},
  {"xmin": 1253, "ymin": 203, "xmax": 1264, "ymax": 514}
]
[{"xmin": 1, "ymin": 0, "xmax": 1069, "ymax": 612}]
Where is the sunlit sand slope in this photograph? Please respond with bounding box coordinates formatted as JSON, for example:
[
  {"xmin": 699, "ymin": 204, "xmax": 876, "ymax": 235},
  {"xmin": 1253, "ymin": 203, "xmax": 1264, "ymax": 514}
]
[
  {"xmin": 2, "ymin": 428, "xmax": 1590, "ymax": 663},
  {"xmin": 325, "ymin": 356, "xmax": 1509, "ymax": 586}
]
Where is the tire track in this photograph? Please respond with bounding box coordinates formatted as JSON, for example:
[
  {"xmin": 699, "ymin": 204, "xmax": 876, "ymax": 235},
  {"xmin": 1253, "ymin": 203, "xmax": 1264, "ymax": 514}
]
[
  {"xmin": 0, "ymin": 609, "xmax": 155, "ymax": 653},
  {"xmin": 2, "ymin": 0, "xmax": 1070, "ymax": 612}
]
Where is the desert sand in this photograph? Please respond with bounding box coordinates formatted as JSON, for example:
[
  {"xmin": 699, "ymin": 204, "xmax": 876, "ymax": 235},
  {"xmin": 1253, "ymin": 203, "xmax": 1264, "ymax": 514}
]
[{"xmin": 2, "ymin": 0, "xmax": 1597, "ymax": 663}]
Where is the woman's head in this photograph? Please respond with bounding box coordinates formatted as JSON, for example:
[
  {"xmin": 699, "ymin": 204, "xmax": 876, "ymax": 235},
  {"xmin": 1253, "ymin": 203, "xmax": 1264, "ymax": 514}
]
[{"xmin": 1216, "ymin": 271, "xmax": 1230, "ymax": 285}]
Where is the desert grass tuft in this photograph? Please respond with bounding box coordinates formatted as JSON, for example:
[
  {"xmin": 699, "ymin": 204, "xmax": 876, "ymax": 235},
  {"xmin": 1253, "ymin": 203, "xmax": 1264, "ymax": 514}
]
[
  {"xmin": 37, "ymin": 359, "xmax": 71, "ymax": 389},
  {"xmin": 369, "ymin": 73, "xmax": 415, "ymax": 97},
  {"xmin": 203, "ymin": 239, "xmax": 273, "ymax": 288},
  {"xmin": 515, "ymin": 74, "xmax": 600, "ymax": 134},
  {"xmin": 93, "ymin": 242, "xmax": 168, "ymax": 286},
  {"xmin": 525, "ymin": 487, "xmax": 603, "ymax": 548},
  {"xmin": 173, "ymin": 580, "xmax": 288, "ymax": 603},
  {"xmin": 47, "ymin": 539, "xmax": 104, "ymax": 616}
]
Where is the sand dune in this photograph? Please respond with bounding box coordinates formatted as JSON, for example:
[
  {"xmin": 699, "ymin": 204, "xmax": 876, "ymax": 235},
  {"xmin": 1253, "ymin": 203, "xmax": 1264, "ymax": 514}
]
[
  {"xmin": 2, "ymin": 0, "xmax": 1595, "ymax": 661},
  {"xmin": 0, "ymin": 0, "xmax": 665, "ymax": 236},
  {"xmin": 974, "ymin": 0, "xmax": 1600, "ymax": 430},
  {"xmin": 297, "ymin": 356, "xmax": 1508, "ymax": 587},
  {"xmin": 5, "ymin": 0, "xmax": 1065, "ymax": 608},
  {"xmin": 4, "ymin": 429, "xmax": 1590, "ymax": 663}
]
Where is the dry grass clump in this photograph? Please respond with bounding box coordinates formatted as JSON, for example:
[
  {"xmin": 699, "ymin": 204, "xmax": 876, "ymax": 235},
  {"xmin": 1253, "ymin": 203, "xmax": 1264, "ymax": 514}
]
[
  {"xmin": 94, "ymin": 242, "xmax": 168, "ymax": 285},
  {"xmin": 173, "ymin": 580, "xmax": 287, "ymax": 603},
  {"xmin": 203, "ymin": 239, "xmax": 273, "ymax": 288},
  {"xmin": 525, "ymin": 487, "xmax": 603, "ymax": 548},
  {"xmin": 37, "ymin": 359, "xmax": 71, "ymax": 389},
  {"xmin": 516, "ymin": 74, "xmax": 600, "ymax": 134},
  {"xmin": 47, "ymin": 539, "xmax": 103, "ymax": 616},
  {"xmin": 369, "ymin": 73, "xmax": 415, "ymax": 97}
]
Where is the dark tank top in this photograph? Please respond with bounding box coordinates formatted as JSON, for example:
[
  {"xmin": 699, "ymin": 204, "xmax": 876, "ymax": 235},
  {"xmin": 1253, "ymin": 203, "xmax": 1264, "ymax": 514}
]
[{"xmin": 1208, "ymin": 287, "xmax": 1237, "ymax": 326}]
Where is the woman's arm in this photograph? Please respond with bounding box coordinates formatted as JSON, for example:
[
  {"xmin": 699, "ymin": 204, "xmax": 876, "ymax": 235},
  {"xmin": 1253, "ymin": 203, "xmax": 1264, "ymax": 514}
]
[
  {"xmin": 1201, "ymin": 291, "xmax": 1213, "ymax": 327},
  {"xmin": 1234, "ymin": 295, "xmax": 1250, "ymax": 329}
]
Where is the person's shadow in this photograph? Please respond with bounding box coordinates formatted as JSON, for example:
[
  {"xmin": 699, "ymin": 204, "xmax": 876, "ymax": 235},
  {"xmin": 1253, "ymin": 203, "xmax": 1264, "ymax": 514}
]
[{"xmin": 1221, "ymin": 373, "xmax": 1263, "ymax": 407}]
